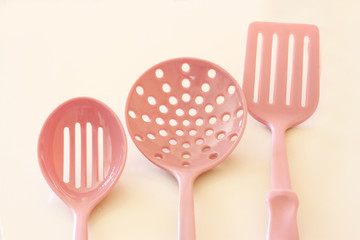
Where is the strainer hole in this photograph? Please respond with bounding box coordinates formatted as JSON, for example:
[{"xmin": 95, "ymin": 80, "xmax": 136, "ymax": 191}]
[
  {"xmin": 182, "ymin": 78, "xmax": 191, "ymax": 88},
  {"xmin": 202, "ymin": 146, "xmax": 211, "ymax": 152},
  {"xmin": 205, "ymin": 129, "xmax": 214, "ymax": 136},
  {"xmin": 228, "ymin": 85, "xmax": 236, "ymax": 95},
  {"xmin": 135, "ymin": 135, "xmax": 143, "ymax": 142},
  {"xmin": 182, "ymin": 162, "xmax": 190, "ymax": 167},
  {"xmin": 156, "ymin": 117, "xmax": 165, "ymax": 125},
  {"xmin": 229, "ymin": 133, "xmax": 238, "ymax": 142},
  {"xmin": 155, "ymin": 69, "xmax": 164, "ymax": 78},
  {"xmin": 205, "ymin": 104, "xmax": 214, "ymax": 113},
  {"xmin": 201, "ymin": 83, "xmax": 210, "ymax": 92},
  {"xmin": 182, "ymin": 93, "xmax": 191, "ymax": 102},
  {"xmin": 209, "ymin": 153, "xmax": 218, "ymax": 160},
  {"xmin": 162, "ymin": 147, "xmax": 170, "ymax": 153},
  {"xmin": 159, "ymin": 105, "xmax": 168, "ymax": 114},
  {"xmin": 236, "ymin": 109, "xmax": 244, "ymax": 118},
  {"xmin": 216, "ymin": 95, "xmax": 225, "ymax": 105},
  {"xmin": 169, "ymin": 96, "xmax": 178, "ymax": 105},
  {"xmin": 128, "ymin": 110, "xmax": 136, "ymax": 118},
  {"xmin": 189, "ymin": 129, "xmax": 197, "ymax": 136},
  {"xmin": 147, "ymin": 133, "xmax": 155, "ymax": 140},
  {"xmin": 216, "ymin": 131, "xmax": 226, "ymax": 140},
  {"xmin": 195, "ymin": 118, "xmax": 204, "ymax": 126},
  {"xmin": 222, "ymin": 113, "xmax": 231, "ymax": 122},
  {"xmin": 176, "ymin": 108, "xmax": 184, "ymax": 116},
  {"xmin": 142, "ymin": 114, "xmax": 151, "ymax": 122},
  {"xmin": 208, "ymin": 69, "xmax": 216, "ymax": 78},
  {"xmin": 195, "ymin": 138, "xmax": 204, "ymax": 145},
  {"xmin": 148, "ymin": 96, "xmax": 157, "ymax": 105},
  {"xmin": 154, "ymin": 153, "xmax": 163, "ymax": 159},
  {"xmin": 182, "ymin": 120, "xmax": 190, "ymax": 126},
  {"xmin": 209, "ymin": 116, "xmax": 217, "ymax": 124},
  {"xmin": 189, "ymin": 108, "xmax": 197, "ymax": 116},
  {"xmin": 159, "ymin": 130, "xmax": 168, "ymax": 136},
  {"xmin": 239, "ymin": 119, "xmax": 244, "ymax": 127},
  {"xmin": 182, "ymin": 63, "xmax": 190, "ymax": 72},
  {"xmin": 169, "ymin": 119, "xmax": 178, "ymax": 126},
  {"xmin": 182, "ymin": 142, "xmax": 191, "ymax": 148},
  {"xmin": 169, "ymin": 138, "xmax": 178, "ymax": 145},
  {"xmin": 195, "ymin": 96, "xmax": 204, "ymax": 104},
  {"xmin": 176, "ymin": 129, "xmax": 184, "ymax": 136},
  {"xmin": 162, "ymin": 83, "xmax": 171, "ymax": 93},
  {"xmin": 182, "ymin": 152, "xmax": 191, "ymax": 159},
  {"xmin": 136, "ymin": 86, "xmax": 144, "ymax": 95}
]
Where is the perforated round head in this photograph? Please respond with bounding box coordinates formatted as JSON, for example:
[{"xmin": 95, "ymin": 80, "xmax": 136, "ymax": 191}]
[
  {"xmin": 126, "ymin": 58, "xmax": 247, "ymax": 176},
  {"xmin": 38, "ymin": 97, "xmax": 127, "ymax": 207}
]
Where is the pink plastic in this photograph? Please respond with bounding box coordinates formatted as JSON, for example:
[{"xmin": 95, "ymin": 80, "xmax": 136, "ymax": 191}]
[
  {"xmin": 38, "ymin": 97, "xmax": 127, "ymax": 240},
  {"xmin": 243, "ymin": 22, "xmax": 319, "ymax": 240},
  {"xmin": 126, "ymin": 57, "xmax": 247, "ymax": 240}
]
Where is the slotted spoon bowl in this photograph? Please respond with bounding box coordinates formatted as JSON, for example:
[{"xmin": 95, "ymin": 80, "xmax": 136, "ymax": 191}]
[
  {"xmin": 243, "ymin": 22, "xmax": 319, "ymax": 240},
  {"xmin": 38, "ymin": 97, "xmax": 127, "ymax": 240},
  {"xmin": 126, "ymin": 57, "xmax": 247, "ymax": 240}
]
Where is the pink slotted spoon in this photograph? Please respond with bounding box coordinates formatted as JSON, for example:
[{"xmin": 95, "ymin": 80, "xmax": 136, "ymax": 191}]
[
  {"xmin": 126, "ymin": 57, "xmax": 247, "ymax": 240},
  {"xmin": 242, "ymin": 22, "xmax": 319, "ymax": 240},
  {"xmin": 38, "ymin": 97, "xmax": 127, "ymax": 240}
]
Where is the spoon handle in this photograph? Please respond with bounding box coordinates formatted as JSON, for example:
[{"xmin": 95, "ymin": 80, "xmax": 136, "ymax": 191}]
[
  {"xmin": 177, "ymin": 174, "xmax": 196, "ymax": 240},
  {"xmin": 73, "ymin": 210, "xmax": 89, "ymax": 240}
]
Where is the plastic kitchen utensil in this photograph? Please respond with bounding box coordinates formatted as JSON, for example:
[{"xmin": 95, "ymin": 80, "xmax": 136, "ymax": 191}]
[
  {"xmin": 38, "ymin": 97, "xmax": 127, "ymax": 240},
  {"xmin": 126, "ymin": 57, "xmax": 247, "ymax": 240},
  {"xmin": 242, "ymin": 22, "xmax": 319, "ymax": 240}
]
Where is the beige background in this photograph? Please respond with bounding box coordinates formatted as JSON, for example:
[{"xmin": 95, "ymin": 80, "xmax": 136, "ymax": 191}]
[{"xmin": 0, "ymin": 0, "xmax": 359, "ymax": 239}]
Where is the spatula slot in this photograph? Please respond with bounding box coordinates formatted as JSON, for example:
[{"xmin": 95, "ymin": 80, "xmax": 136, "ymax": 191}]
[
  {"xmin": 302, "ymin": 36, "xmax": 310, "ymax": 107},
  {"xmin": 269, "ymin": 34, "xmax": 278, "ymax": 104},
  {"xmin": 253, "ymin": 33, "xmax": 263, "ymax": 103},
  {"xmin": 286, "ymin": 34, "xmax": 295, "ymax": 105}
]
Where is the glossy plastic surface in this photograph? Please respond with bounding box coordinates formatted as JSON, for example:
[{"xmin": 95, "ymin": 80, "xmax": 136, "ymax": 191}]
[
  {"xmin": 126, "ymin": 57, "xmax": 247, "ymax": 240},
  {"xmin": 38, "ymin": 97, "xmax": 127, "ymax": 240},
  {"xmin": 243, "ymin": 22, "xmax": 319, "ymax": 240}
]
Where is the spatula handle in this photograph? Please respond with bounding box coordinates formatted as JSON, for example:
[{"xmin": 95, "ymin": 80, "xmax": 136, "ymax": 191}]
[
  {"xmin": 266, "ymin": 190, "xmax": 299, "ymax": 240},
  {"xmin": 73, "ymin": 210, "xmax": 89, "ymax": 240},
  {"xmin": 177, "ymin": 174, "xmax": 196, "ymax": 240}
]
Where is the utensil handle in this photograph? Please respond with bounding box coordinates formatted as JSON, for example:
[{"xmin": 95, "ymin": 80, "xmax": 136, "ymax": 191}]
[
  {"xmin": 73, "ymin": 210, "xmax": 89, "ymax": 240},
  {"xmin": 177, "ymin": 174, "xmax": 196, "ymax": 240},
  {"xmin": 271, "ymin": 126, "xmax": 291, "ymax": 189},
  {"xmin": 266, "ymin": 190, "xmax": 299, "ymax": 240}
]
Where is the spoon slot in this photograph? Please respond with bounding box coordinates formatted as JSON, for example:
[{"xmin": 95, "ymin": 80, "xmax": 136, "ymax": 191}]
[
  {"xmin": 75, "ymin": 123, "xmax": 81, "ymax": 189},
  {"xmin": 97, "ymin": 126, "xmax": 104, "ymax": 182},
  {"xmin": 86, "ymin": 123, "xmax": 93, "ymax": 188},
  {"xmin": 62, "ymin": 123, "xmax": 105, "ymax": 188},
  {"xmin": 63, "ymin": 127, "xmax": 70, "ymax": 183}
]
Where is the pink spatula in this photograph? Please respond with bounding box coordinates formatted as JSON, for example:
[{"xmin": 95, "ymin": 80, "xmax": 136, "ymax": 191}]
[
  {"xmin": 243, "ymin": 22, "xmax": 319, "ymax": 240},
  {"xmin": 38, "ymin": 97, "xmax": 127, "ymax": 240},
  {"xmin": 126, "ymin": 57, "xmax": 247, "ymax": 240}
]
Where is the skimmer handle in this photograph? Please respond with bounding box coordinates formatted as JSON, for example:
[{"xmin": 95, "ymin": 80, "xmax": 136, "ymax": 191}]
[{"xmin": 177, "ymin": 173, "xmax": 196, "ymax": 240}]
